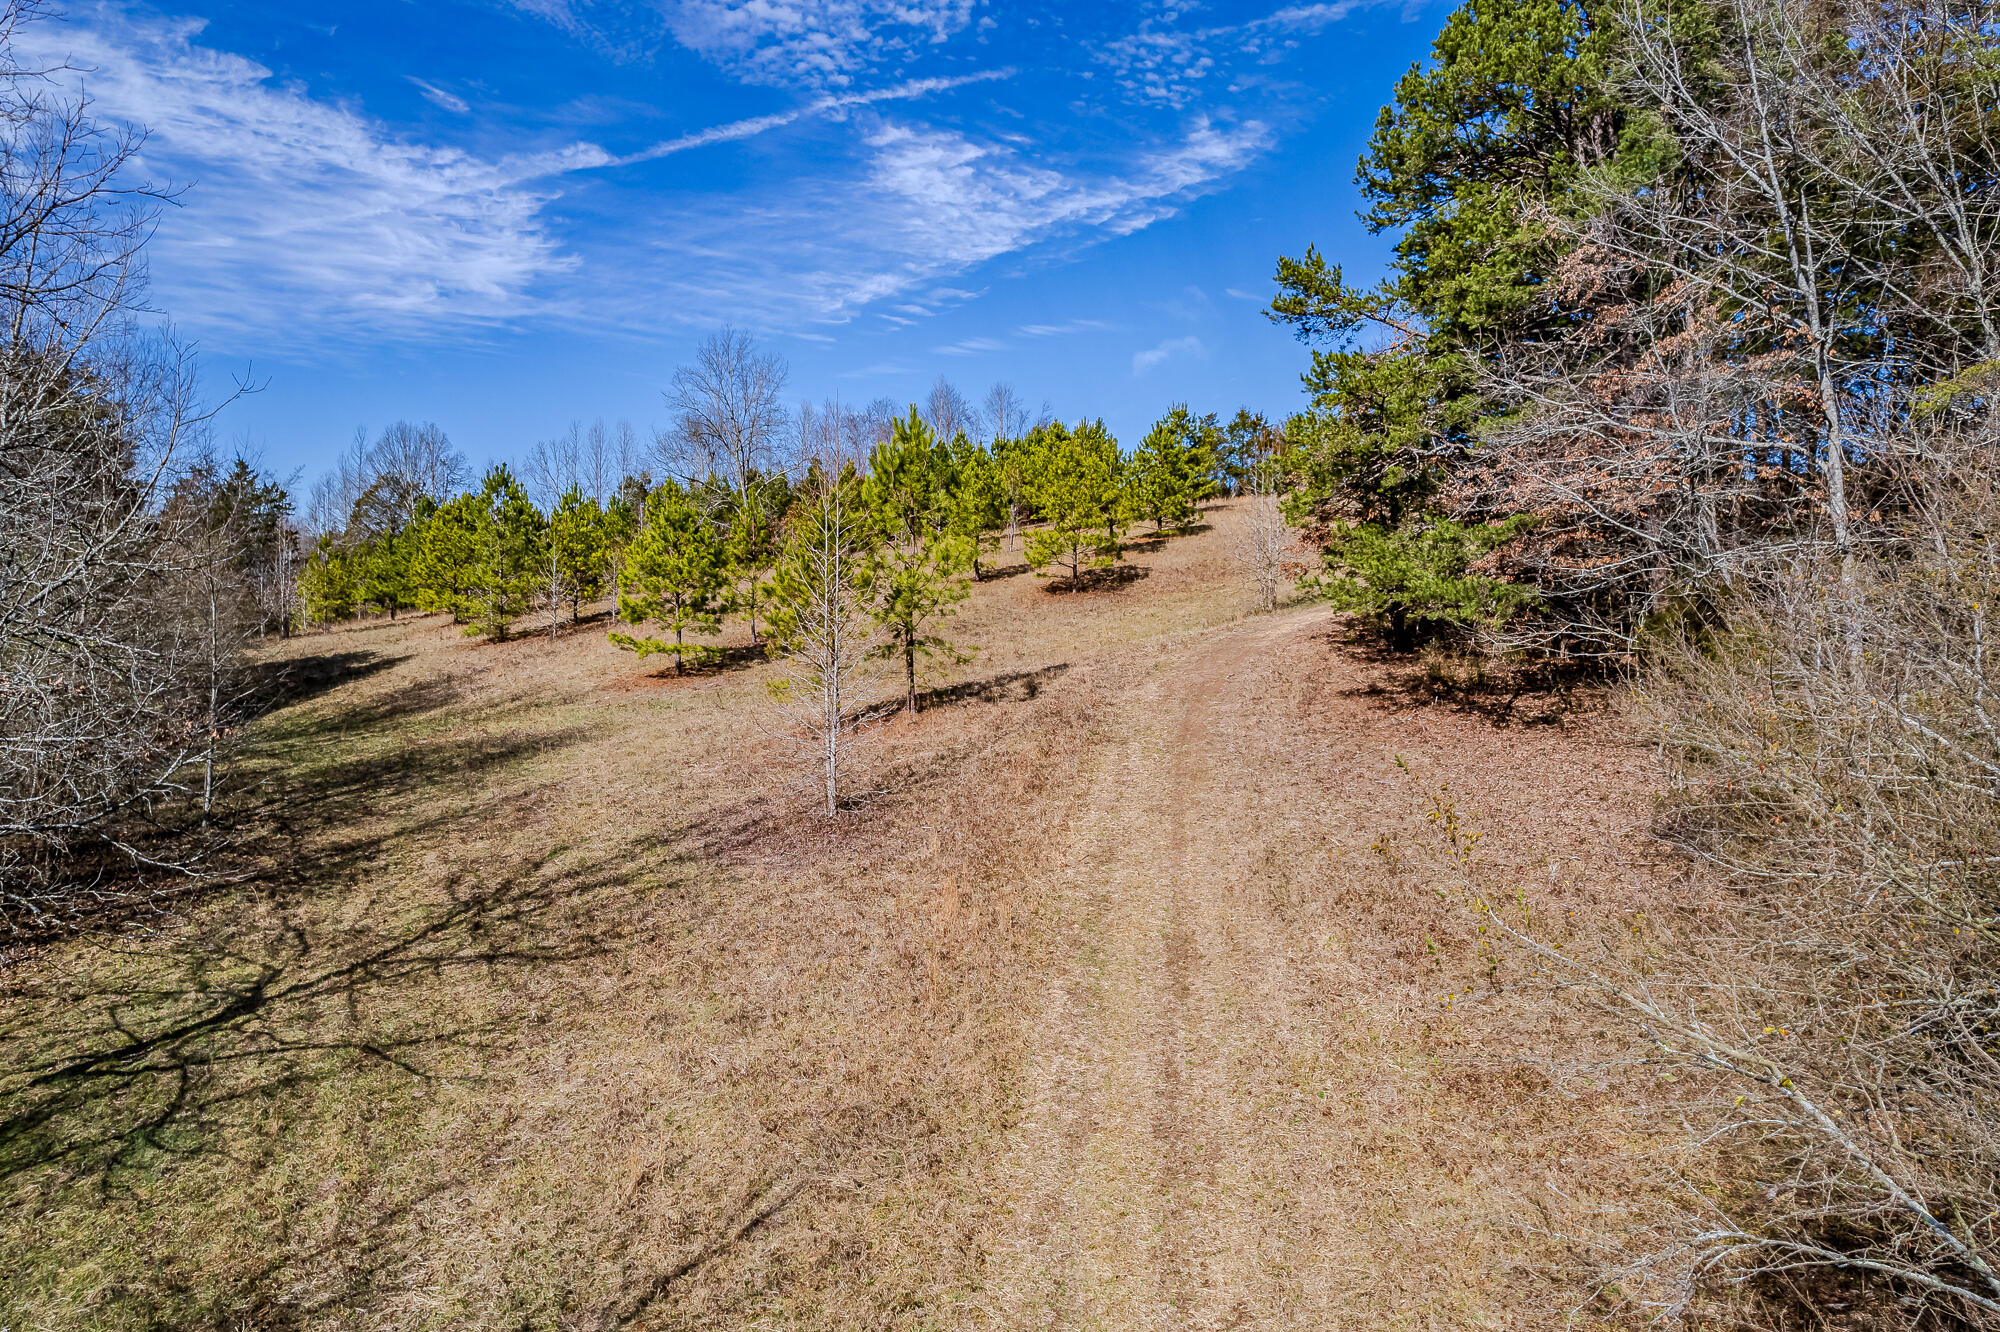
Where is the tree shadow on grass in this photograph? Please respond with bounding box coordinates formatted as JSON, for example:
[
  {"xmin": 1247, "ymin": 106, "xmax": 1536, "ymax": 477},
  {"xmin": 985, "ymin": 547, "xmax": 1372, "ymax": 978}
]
[
  {"xmin": 970, "ymin": 558, "xmax": 1034, "ymax": 581},
  {"xmin": 0, "ymin": 843, "xmax": 690, "ymax": 1326},
  {"xmin": 0, "ymin": 703, "xmax": 691, "ymax": 1323},
  {"xmin": 916, "ymin": 663, "xmax": 1070, "ymax": 712},
  {"xmin": 0, "ymin": 621, "xmax": 717, "ymax": 1323},
  {"xmin": 1316, "ymin": 619, "xmax": 1604, "ymax": 727},
  {"xmin": 242, "ymin": 648, "xmax": 410, "ymax": 719},
  {"xmin": 0, "ymin": 710, "xmax": 629, "ymax": 1185},
  {"xmin": 1042, "ymin": 563, "xmax": 1151, "ymax": 595},
  {"xmin": 629, "ymin": 639, "xmax": 773, "ymax": 680}
]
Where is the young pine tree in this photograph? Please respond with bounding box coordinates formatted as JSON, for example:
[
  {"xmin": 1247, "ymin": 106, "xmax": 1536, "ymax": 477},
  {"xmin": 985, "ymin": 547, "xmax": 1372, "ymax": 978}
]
[
  {"xmin": 1281, "ymin": 354, "xmax": 1533, "ymax": 651},
  {"xmin": 721, "ymin": 471, "xmax": 789, "ymax": 645},
  {"xmin": 464, "ymin": 465, "xmax": 545, "ymax": 641},
  {"xmin": 940, "ymin": 430, "xmax": 1005, "ymax": 579},
  {"xmin": 602, "ymin": 477, "xmax": 644, "ymax": 606},
  {"xmin": 548, "ymin": 486, "xmax": 608, "ymax": 622},
  {"xmin": 862, "ymin": 409, "xmax": 975, "ymax": 715},
  {"xmin": 298, "ymin": 535, "xmax": 357, "ymax": 629},
  {"xmin": 409, "ymin": 491, "xmax": 484, "ymax": 623},
  {"xmin": 1023, "ymin": 420, "xmax": 1126, "ymax": 586},
  {"xmin": 611, "ymin": 478, "xmax": 726, "ymax": 674},
  {"xmin": 346, "ymin": 475, "xmax": 421, "ymax": 618},
  {"xmin": 1133, "ymin": 404, "xmax": 1219, "ymax": 532},
  {"xmin": 992, "ymin": 432, "xmax": 1033, "ymax": 552}
]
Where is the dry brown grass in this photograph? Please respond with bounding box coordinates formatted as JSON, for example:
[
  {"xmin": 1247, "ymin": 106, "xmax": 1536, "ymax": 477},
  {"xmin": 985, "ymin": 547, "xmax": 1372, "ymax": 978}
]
[{"xmin": 1, "ymin": 500, "xmax": 1688, "ymax": 1329}]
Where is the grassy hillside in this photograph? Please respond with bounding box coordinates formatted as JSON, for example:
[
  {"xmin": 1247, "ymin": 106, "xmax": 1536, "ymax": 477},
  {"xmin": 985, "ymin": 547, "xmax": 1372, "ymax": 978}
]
[{"xmin": 2, "ymin": 502, "xmax": 1678, "ymax": 1329}]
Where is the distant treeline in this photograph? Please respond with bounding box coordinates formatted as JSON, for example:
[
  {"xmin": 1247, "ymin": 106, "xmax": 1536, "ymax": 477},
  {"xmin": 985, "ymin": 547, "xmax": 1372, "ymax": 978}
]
[{"xmin": 292, "ymin": 381, "xmax": 1285, "ymax": 646}]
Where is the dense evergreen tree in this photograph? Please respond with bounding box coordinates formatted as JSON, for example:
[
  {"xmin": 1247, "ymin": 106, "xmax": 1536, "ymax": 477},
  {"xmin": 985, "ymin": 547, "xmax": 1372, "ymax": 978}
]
[
  {"xmin": 861, "ymin": 410, "xmax": 974, "ymax": 714},
  {"xmin": 1132, "ymin": 405, "xmax": 1217, "ymax": 533},
  {"xmin": 1023, "ymin": 420, "xmax": 1125, "ymax": 586},
  {"xmin": 611, "ymin": 478, "xmax": 725, "ymax": 674},
  {"xmin": 410, "ymin": 491, "xmax": 484, "ymax": 623},
  {"xmin": 720, "ymin": 470, "xmax": 789, "ymax": 644},
  {"xmin": 1270, "ymin": 0, "xmax": 1624, "ymax": 649},
  {"xmin": 464, "ymin": 465, "xmax": 545, "ymax": 641},
  {"xmin": 940, "ymin": 429, "xmax": 1005, "ymax": 578},
  {"xmin": 298, "ymin": 535, "xmax": 357, "ymax": 628},
  {"xmin": 204, "ymin": 457, "xmax": 298, "ymax": 635},
  {"xmin": 547, "ymin": 486, "xmax": 607, "ymax": 622},
  {"xmin": 344, "ymin": 475, "xmax": 424, "ymax": 619},
  {"xmin": 602, "ymin": 478, "xmax": 643, "ymax": 606}
]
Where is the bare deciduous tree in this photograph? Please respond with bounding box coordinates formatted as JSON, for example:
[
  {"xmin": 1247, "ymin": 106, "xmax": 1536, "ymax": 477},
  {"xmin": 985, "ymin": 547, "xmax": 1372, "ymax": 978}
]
[
  {"xmin": 981, "ymin": 381, "xmax": 1029, "ymax": 444},
  {"xmin": 307, "ymin": 420, "xmax": 465, "ymax": 541},
  {"xmin": 664, "ymin": 328, "xmax": 788, "ymax": 497},
  {"xmin": 766, "ymin": 400, "xmax": 884, "ymax": 818},
  {"xmin": 0, "ymin": 0, "xmax": 270, "ymax": 931},
  {"xmin": 1233, "ymin": 468, "xmax": 1293, "ymax": 612},
  {"xmin": 370, "ymin": 421, "xmax": 466, "ymax": 517},
  {"xmin": 923, "ymin": 374, "xmax": 974, "ymax": 445}
]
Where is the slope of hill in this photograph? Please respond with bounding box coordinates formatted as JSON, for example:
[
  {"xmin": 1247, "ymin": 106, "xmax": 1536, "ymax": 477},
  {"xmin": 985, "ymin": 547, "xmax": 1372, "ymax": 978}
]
[{"xmin": 2, "ymin": 501, "xmax": 1673, "ymax": 1329}]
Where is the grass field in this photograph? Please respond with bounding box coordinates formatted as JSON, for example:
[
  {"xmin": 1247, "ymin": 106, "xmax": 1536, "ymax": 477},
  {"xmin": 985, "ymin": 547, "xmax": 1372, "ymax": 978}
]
[{"xmin": 2, "ymin": 502, "xmax": 1684, "ymax": 1329}]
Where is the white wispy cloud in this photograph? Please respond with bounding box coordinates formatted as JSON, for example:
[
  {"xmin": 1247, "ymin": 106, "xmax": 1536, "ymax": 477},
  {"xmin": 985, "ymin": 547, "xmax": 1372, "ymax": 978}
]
[
  {"xmin": 511, "ymin": 0, "xmax": 980, "ymax": 84},
  {"xmin": 1100, "ymin": 0, "xmax": 1369, "ymax": 108},
  {"xmin": 22, "ymin": 10, "xmax": 591, "ymax": 341},
  {"xmin": 609, "ymin": 69, "xmax": 1012, "ymax": 164},
  {"xmin": 21, "ymin": 3, "xmax": 1309, "ymax": 352},
  {"xmin": 859, "ymin": 115, "xmax": 1270, "ymax": 277},
  {"xmin": 616, "ymin": 114, "xmax": 1272, "ymax": 330},
  {"xmin": 665, "ymin": 0, "xmax": 976, "ymax": 86},
  {"xmin": 934, "ymin": 336, "xmax": 1007, "ymax": 356},
  {"xmin": 1133, "ymin": 334, "xmax": 1204, "ymax": 375},
  {"xmin": 408, "ymin": 77, "xmax": 471, "ymax": 114},
  {"xmin": 1253, "ymin": 3, "xmax": 1364, "ymax": 31},
  {"xmin": 1019, "ymin": 319, "xmax": 1111, "ymax": 337}
]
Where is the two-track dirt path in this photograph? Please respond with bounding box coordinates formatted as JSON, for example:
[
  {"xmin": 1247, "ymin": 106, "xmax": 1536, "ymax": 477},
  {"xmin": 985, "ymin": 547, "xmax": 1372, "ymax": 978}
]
[
  {"xmin": 974, "ymin": 608, "xmax": 1344, "ymax": 1330},
  {"xmin": 962, "ymin": 603, "xmax": 1656, "ymax": 1330}
]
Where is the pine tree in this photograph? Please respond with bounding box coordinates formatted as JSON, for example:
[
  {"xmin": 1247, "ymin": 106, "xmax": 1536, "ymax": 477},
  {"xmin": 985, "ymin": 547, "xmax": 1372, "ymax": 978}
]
[
  {"xmin": 1280, "ymin": 341, "xmax": 1535, "ymax": 650},
  {"xmin": 410, "ymin": 491, "xmax": 484, "ymax": 623},
  {"xmin": 298, "ymin": 535, "xmax": 357, "ymax": 628},
  {"xmin": 205, "ymin": 457, "xmax": 296, "ymax": 635},
  {"xmin": 611, "ymin": 478, "xmax": 725, "ymax": 674},
  {"xmin": 464, "ymin": 465, "xmax": 544, "ymax": 641},
  {"xmin": 355, "ymin": 524, "xmax": 418, "ymax": 620},
  {"xmin": 721, "ymin": 470, "xmax": 789, "ymax": 645},
  {"xmin": 1268, "ymin": 0, "xmax": 1612, "ymax": 649},
  {"xmin": 862, "ymin": 409, "xmax": 974, "ymax": 714},
  {"xmin": 548, "ymin": 486, "xmax": 607, "ymax": 622},
  {"xmin": 764, "ymin": 456, "xmax": 876, "ymax": 816},
  {"xmin": 1217, "ymin": 409, "xmax": 1283, "ymax": 497},
  {"xmin": 602, "ymin": 478, "xmax": 643, "ymax": 606},
  {"xmin": 1133, "ymin": 405, "xmax": 1218, "ymax": 532},
  {"xmin": 992, "ymin": 432, "xmax": 1034, "ymax": 553},
  {"xmin": 940, "ymin": 430, "xmax": 1004, "ymax": 579},
  {"xmin": 339, "ymin": 475, "xmax": 421, "ymax": 619},
  {"xmin": 1023, "ymin": 420, "xmax": 1125, "ymax": 586}
]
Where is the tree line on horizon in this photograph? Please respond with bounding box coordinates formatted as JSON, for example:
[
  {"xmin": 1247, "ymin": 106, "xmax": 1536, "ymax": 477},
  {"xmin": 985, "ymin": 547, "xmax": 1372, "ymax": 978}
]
[{"xmin": 287, "ymin": 356, "xmax": 1285, "ymax": 679}]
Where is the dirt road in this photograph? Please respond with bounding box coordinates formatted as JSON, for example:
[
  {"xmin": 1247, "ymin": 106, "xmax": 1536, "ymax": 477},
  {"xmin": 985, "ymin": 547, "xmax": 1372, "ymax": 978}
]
[
  {"xmin": 966, "ymin": 605, "xmax": 1647, "ymax": 1330},
  {"xmin": 976, "ymin": 610, "xmax": 1345, "ymax": 1329}
]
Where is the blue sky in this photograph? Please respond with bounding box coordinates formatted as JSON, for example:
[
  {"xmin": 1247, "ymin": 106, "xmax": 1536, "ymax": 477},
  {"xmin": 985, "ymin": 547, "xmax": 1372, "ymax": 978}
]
[{"xmin": 23, "ymin": 0, "xmax": 1444, "ymax": 482}]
